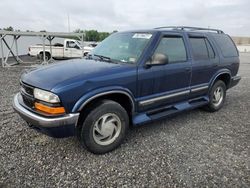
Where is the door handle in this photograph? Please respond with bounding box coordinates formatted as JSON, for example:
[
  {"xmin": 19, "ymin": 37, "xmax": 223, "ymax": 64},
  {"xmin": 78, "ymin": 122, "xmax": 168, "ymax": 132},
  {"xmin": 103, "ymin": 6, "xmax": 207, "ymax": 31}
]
[
  {"xmin": 65, "ymin": 49, "xmax": 68, "ymax": 51},
  {"xmin": 185, "ymin": 67, "xmax": 191, "ymax": 72}
]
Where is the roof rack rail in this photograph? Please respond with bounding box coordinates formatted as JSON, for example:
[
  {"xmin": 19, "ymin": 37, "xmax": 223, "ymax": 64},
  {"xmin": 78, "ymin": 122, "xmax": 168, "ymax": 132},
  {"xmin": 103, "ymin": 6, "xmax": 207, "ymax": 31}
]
[{"xmin": 154, "ymin": 26, "xmax": 224, "ymax": 34}]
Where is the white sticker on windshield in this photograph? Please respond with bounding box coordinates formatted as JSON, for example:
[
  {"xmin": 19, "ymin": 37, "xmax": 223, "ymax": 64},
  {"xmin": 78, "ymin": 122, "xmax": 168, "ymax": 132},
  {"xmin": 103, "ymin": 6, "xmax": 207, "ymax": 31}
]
[{"xmin": 132, "ymin": 33, "xmax": 152, "ymax": 39}]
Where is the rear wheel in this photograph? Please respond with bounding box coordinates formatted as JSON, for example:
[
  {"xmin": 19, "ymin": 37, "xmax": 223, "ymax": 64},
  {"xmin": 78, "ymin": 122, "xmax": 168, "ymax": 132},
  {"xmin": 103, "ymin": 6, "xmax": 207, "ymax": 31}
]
[
  {"xmin": 39, "ymin": 52, "xmax": 51, "ymax": 61},
  {"xmin": 203, "ymin": 80, "xmax": 226, "ymax": 112},
  {"xmin": 78, "ymin": 100, "xmax": 129, "ymax": 154}
]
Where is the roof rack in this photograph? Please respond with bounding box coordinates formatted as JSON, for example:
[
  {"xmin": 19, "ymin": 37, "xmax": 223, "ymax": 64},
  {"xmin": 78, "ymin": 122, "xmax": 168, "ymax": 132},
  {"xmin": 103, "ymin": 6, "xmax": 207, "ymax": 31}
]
[{"xmin": 154, "ymin": 26, "xmax": 224, "ymax": 34}]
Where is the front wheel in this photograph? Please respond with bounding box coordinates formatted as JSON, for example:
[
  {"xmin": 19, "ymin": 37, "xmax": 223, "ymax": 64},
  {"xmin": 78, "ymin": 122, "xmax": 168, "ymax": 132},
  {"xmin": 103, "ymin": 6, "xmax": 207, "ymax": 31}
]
[
  {"xmin": 79, "ymin": 100, "xmax": 129, "ymax": 154},
  {"xmin": 203, "ymin": 80, "xmax": 226, "ymax": 112}
]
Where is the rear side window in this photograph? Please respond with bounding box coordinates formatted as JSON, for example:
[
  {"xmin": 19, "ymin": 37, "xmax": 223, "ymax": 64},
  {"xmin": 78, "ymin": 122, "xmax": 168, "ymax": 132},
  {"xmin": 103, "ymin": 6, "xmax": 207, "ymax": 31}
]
[
  {"xmin": 154, "ymin": 36, "xmax": 187, "ymax": 63},
  {"xmin": 212, "ymin": 34, "xmax": 238, "ymax": 57},
  {"xmin": 189, "ymin": 37, "xmax": 215, "ymax": 60}
]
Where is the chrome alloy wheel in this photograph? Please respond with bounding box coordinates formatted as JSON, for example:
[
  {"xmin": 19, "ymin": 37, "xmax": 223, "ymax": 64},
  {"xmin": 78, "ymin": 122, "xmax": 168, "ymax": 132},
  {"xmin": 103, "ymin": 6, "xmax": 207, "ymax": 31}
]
[
  {"xmin": 93, "ymin": 113, "xmax": 122, "ymax": 146},
  {"xmin": 212, "ymin": 86, "xmax": 224, "ymax": 107}
]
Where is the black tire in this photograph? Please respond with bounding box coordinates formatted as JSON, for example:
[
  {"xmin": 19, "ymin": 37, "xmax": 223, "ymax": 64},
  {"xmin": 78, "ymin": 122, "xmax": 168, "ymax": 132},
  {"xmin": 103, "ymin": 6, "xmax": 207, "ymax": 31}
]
[
  {"xmin": 79, "ymin": 100, "xmax": 129, "ymax": 154},
  {"xmin": 39, "ymin": 52, "xmax": 51, "ymax": 61},
  {"xmin": 203, "ymin": 80, "xmax": 226, "ymax": 112}
]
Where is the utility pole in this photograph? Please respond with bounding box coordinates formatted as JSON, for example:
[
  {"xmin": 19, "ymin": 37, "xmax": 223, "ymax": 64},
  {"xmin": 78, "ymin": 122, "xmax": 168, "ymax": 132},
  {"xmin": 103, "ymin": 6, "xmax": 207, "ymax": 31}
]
[{"xmin": 67, "ymin": 13, "xmax": 71, "ymax": 32}]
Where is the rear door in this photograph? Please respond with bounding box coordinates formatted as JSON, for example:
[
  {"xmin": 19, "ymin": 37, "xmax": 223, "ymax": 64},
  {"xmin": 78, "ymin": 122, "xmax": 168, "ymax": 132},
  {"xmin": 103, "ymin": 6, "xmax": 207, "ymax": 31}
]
[
  {"xmin": 137, "ymin": 33, "xmax": 192, "ymax": 112},
  {"xmin": 188, "ymin": 34, "xmax": 219, "ymax": 98}
]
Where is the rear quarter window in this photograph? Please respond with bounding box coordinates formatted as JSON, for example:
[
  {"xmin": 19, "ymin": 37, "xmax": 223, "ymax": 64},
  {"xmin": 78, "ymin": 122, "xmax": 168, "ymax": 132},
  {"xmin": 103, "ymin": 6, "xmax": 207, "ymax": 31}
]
[{"xmin": 212, "ymin": 34, "xmax": 238, "ymax": 57}]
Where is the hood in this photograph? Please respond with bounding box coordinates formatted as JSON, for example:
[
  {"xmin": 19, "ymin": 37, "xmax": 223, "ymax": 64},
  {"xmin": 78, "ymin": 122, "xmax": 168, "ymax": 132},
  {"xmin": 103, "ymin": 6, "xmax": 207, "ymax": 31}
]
[{"xmin": 21, "ymin": 59, "xmax": 134, "ymax": 91}]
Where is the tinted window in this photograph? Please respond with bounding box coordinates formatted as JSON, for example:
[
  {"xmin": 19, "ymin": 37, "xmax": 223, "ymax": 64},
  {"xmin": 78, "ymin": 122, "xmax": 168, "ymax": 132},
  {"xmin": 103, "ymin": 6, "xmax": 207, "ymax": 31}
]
[
  {"xmin": 206, "ymin": 40, "xmax": 215, "ymax": 58},
  {"xmin": 212, "ymin": 34, "xmax": 238, "ymax": 57},
  {"xmin": 189, "ymin": 37, "xmax": 215, "ymax": 60},
  {"xmin": 190, "ymin": 37, "xmax": 208, "ymax": 60},
  {"xmin": 154, "ymin": 36, "xmax": 187, "ymax": 63}
]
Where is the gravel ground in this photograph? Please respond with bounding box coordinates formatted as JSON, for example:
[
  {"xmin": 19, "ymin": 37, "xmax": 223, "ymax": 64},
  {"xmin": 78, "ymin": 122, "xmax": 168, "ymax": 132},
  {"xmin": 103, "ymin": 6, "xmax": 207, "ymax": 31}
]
[{"xmin": 0, "ymin": 54, "xmax": 249, "ymax": 187}]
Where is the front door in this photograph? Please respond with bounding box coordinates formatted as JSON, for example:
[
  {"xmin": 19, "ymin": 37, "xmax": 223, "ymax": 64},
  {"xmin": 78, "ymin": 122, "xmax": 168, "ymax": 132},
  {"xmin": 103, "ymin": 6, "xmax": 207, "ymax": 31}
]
[
  {"xmin": 64, "ymin": 41, "xmax": 83, "ymax": 58},
  {"xmin": 64, "ymin": 41, "xmax": 74, "ymax": 58},
  {"xmin": 137, "ymin": 34, "xmax": 192, "ymax": 112}
]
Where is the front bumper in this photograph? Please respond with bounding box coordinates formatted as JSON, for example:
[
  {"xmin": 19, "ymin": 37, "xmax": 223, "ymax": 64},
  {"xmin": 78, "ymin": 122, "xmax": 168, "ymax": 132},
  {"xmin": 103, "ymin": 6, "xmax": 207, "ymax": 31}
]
[{"xmin": 13, "ymin": 93, "xmax": 79, "ymax": 137}]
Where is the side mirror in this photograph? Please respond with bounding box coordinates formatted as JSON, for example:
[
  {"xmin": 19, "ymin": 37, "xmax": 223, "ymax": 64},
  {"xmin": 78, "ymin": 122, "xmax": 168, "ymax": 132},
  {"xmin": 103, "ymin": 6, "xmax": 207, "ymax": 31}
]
[{"xmin": 145, "ymin": 53, "xmax": 168, "ymax": 68}]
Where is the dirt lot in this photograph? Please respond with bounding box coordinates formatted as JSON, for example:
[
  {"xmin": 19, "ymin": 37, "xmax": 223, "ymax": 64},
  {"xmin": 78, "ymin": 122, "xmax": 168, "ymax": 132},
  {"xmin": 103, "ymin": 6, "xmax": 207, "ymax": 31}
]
[{"xmin": 0, "ymin": 54, "xmax": 249, "ymax": 187}]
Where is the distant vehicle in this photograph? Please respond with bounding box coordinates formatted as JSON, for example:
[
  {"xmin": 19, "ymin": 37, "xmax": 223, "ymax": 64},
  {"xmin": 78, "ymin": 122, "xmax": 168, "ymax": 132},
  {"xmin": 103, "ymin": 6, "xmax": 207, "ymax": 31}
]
[
  {"xmin": 28, "ymin": 39, "xmax": 84, "ymax": 60},
  {"xmin": 83, "ymin": 43, "xmax": 98, "ymax": 56},
  {"xmin": 14, "ymin": 26, "xmax": 241, "ymax": 154}
]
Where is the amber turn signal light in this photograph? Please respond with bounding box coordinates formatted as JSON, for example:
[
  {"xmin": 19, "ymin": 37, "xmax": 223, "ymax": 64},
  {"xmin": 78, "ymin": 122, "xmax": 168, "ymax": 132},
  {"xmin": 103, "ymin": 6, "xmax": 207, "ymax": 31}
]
[{"xmin": 35, "ymin": 102, "xmax": 65, "ymax": 115}]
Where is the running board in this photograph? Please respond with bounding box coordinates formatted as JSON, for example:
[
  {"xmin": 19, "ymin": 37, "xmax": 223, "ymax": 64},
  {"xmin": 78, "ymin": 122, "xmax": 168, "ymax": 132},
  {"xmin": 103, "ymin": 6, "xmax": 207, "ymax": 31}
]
[{"xmin": 133, "ymin": 96, "xmax": 209, "ymax": 125}]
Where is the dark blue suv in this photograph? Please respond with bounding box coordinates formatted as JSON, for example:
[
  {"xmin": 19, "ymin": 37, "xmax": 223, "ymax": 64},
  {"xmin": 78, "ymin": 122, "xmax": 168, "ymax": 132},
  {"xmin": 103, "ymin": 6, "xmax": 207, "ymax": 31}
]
[{"xmin": 13, "ymin": 26, "xmax": 241, "ymax": 154}]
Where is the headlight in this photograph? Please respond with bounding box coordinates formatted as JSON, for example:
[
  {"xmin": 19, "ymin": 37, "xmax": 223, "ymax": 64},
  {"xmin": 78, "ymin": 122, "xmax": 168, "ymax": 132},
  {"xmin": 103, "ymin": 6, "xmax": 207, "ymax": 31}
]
[{"xmin": 34, "ymin": 88, "xmax": 60, "ymax": 103}]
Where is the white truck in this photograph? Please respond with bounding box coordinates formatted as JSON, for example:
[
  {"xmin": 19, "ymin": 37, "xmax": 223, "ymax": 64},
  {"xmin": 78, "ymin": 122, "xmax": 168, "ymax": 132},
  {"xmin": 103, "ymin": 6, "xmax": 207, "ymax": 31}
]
[{"xmin": 28, "ymin": 39, "xmax": 95, "ymax": 60}]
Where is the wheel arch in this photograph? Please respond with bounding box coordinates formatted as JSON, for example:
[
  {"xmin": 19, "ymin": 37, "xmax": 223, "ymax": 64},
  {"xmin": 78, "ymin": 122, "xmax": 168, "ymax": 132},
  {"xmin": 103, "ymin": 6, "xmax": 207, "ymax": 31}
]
[
  {"xmin": 39, "ymin": 50, "xmax": 51, "ymax": 55},
  {"xmin": 74, "ymin": 89, "xmax": 135, "ymax": 130},
  {"xmin": 72, "ymin": 88, "xmax": 135, "ymax": 114},
  {"xmin": 210, "ymin": 70, "xmax": 232, "ymax": 89}
]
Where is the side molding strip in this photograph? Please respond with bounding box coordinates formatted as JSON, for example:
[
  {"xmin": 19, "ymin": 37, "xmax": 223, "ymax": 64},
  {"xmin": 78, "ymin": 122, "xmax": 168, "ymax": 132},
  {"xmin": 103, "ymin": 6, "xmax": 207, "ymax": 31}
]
[
  {"xmin": 190, "ymin": 85, "xmax": 209, "ymax": 93},
  {"xmin": 139, "ymin": 90, "xmax": 190, "ymax": 106},
  {"xmin": 139, "ymin": 85, "xmax": 209, "ymax": 106}
]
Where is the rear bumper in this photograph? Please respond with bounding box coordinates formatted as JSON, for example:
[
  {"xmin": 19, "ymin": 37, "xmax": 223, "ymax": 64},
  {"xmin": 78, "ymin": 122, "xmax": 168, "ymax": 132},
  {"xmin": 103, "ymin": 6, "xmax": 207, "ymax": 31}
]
[
  {"xmin": 13, "ymin": 93, "xmax": 79, "ymax": 137},
  {"xmin": 229, "ymin": 75, "xmax": 241, "ymax": 88}
]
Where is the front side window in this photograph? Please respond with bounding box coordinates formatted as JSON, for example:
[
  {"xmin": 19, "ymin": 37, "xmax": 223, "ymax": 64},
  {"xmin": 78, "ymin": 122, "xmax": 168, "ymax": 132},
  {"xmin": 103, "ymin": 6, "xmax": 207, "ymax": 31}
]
[
  {"xmin": 90, "ymin": 32, "xmax": 152, "ymax": 64},
  {"xmin": 66, "ymin": 41, "xmax": 80, "ymax": 49},
  {"xmin": 153, "ymin": 36, "xmax": 187, "ymax": 64}
]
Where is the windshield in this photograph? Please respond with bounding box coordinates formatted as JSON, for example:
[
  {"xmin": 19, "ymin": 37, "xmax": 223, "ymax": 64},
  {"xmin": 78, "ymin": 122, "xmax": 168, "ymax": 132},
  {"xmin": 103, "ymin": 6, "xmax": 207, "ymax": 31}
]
[{"xmin": 90, "ymin": 32, "xmax": 152, "ymax": 64}]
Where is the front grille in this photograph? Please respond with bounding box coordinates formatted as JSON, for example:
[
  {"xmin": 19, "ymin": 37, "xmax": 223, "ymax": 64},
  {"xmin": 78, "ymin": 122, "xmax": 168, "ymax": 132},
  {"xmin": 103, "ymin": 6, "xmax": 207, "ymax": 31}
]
[
  {"xmin": 20, "ymin": 82, "xmax": 34, "ymax": 96},
  {"xmin": 20, "ymin": 82, "xmax": 35, "ymax": 108}
]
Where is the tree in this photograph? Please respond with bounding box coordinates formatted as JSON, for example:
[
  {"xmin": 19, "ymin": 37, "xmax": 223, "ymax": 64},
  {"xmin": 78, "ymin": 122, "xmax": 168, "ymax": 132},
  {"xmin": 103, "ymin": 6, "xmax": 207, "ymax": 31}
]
[
  {"xmin": 4, "ymin": 26, "xmax": 14, "ymax": 31},
  {"xmin": 73, "ymin": 29, "xmax": 111, "ymax": 41},
  {"xmin": 85, "ymin": 30, "xmax": 99, "ymax": 41},
  {"xmin": 99, "ymin": 32, "xmax": 110, "ymax": 41},
  {"xmin": 74, "ymin": 29, "xmax": 82, "ymax": 33}
]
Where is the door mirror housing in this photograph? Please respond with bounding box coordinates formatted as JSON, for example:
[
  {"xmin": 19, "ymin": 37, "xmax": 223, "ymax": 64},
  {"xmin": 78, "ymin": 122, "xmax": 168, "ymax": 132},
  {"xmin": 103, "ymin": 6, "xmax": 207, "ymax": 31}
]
[{"xmin": 145, "ymin": 53, "xmax": 169, "ymax": 68}]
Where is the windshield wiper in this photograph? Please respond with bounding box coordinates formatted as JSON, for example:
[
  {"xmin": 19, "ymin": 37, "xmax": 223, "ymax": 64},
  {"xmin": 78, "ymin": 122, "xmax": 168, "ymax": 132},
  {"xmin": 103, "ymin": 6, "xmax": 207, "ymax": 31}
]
[
  {"xmin": 92, "ymin": 54, "xmax": 118, "ymax": 63},
  {"xmin": 88, "ymin": 53, "xmax": 121, "ymax": 64}
]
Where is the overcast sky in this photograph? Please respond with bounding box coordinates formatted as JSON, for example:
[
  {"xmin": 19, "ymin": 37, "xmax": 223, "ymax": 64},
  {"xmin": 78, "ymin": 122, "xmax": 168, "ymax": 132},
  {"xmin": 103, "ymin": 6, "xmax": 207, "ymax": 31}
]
[{"xmin": 0, "ymin": 0, "xmax": 249, "ymax": 36}]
